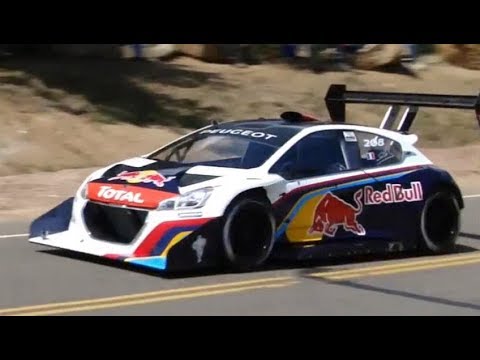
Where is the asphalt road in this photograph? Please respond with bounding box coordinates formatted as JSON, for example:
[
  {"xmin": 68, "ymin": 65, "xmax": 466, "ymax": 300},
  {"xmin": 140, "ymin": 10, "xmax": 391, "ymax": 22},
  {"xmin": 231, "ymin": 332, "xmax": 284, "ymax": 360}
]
[{"xmin": 1, "ymin": 194, "xmax": 480, "ymax": 316}]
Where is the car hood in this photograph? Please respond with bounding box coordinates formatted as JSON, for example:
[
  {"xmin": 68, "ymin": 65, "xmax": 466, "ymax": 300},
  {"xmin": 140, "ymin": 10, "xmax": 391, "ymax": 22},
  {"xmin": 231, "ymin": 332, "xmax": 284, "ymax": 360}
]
[{"xmin": 86, "ymin": 157, "xmax": 257, "ymax": 197}]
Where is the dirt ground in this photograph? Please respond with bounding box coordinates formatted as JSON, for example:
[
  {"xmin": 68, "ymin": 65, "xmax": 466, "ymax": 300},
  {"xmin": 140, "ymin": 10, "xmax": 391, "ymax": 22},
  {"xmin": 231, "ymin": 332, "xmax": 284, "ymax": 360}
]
[{"xmin": 1, "ymin": 56, "xmax": 480, "ymax": 222}]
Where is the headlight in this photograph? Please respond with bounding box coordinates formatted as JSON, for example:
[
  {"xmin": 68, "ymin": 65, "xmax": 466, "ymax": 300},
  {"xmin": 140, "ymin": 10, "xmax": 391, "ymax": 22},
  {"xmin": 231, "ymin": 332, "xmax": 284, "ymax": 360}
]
[{"xmin": 158, "ymin": 187, "xmax": 213, "ymax": 211}]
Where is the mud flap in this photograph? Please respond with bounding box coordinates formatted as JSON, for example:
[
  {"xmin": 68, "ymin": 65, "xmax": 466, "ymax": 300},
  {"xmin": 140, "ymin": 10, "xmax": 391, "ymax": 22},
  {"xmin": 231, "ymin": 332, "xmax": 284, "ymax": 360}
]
[{"xmin": 29, "ymin": 197, "xmax": 74, "ymax": 238}]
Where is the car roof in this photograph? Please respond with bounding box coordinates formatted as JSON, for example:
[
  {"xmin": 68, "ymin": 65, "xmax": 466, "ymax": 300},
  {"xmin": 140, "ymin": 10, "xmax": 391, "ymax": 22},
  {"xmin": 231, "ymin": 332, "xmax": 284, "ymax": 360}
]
[
  {"xmin": 221, "ymin": 117, "xmax": 382, "ymax": 133},
  {"xmin": 221, "ymin": 118, "xmax": 344, "ymax": 130},
  {"xmin": 219, "ymin": 117, "xmax": 415, "ymax": 145}
]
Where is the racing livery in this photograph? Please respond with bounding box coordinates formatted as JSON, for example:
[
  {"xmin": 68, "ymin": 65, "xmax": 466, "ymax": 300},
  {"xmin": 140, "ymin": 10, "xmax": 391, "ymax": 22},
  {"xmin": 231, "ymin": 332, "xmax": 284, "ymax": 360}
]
[{"xmin": 28, "ymin": 84, "xmax": 480, "ymax": 273}]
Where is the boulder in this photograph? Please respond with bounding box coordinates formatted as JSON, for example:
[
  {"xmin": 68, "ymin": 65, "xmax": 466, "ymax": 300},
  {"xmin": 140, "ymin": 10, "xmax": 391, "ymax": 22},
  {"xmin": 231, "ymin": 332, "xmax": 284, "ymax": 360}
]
[
  {"xmin": 353, "ymin": 44, "xmax": 405, "ymax": 70},
  {"xmin": 119, "ymin": 44, "xmax": 176, "ymax": 59},
  {"xmin": 436, "ymin": 44, "xmax": 480, "ymax": 70},
  {"xmin": 176, "ymin": 44, "xmax": 224, "ymax": 62}
]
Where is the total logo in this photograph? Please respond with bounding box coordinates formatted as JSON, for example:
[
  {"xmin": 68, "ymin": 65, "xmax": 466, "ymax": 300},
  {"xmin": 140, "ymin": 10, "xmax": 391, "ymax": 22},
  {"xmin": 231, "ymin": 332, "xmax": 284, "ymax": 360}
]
[
  {"xmin": 97, "ymin": 185, "xmax": 145, "ymax": 204},
  {"xmin": 87, "ymin": 182, "xmax": 177, "ymax": 209}
]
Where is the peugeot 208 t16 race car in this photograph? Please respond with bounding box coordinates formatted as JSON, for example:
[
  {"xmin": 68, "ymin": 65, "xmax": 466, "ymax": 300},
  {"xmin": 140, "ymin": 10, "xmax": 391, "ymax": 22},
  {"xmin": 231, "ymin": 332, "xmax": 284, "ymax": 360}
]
[{"xmin": 28, "ymin": 84, "xmax": 480, "ymax": 273}]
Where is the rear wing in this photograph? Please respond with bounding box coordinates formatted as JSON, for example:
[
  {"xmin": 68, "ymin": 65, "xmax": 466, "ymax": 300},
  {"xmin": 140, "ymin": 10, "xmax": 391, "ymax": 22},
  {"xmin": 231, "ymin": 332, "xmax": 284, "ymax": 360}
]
[{"xmin": 325, "ymin": 84, "xmax": 480, "ymax": 132}]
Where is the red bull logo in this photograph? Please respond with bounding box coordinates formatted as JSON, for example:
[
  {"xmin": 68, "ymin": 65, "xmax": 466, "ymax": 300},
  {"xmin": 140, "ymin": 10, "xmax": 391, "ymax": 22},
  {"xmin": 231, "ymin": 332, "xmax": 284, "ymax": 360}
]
[
  {"xmin": 363, "ymin": 181, "xmax": 423, "ymax": 205},
  {"xmin": 308, "ymin": 191, "xmax": 365, "ymax": 238},
  {"xmin": 108, "ymin": 170, "xmax": 174, "ymax": 188},
  {"xmin": 307, "ymin": 182, "xmax": 424, "ymax": 238}
]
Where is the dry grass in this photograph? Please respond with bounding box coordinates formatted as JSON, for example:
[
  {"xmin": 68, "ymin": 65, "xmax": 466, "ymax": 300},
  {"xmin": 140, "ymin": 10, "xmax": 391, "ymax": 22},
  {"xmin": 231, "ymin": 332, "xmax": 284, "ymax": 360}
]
[
  {"xmin": 1, "ymin": 57, "xmax": 480, "ymax": 178},
  {"xmin": 1, "ymin": 56, "xmax": 480, "ymax": 220}
]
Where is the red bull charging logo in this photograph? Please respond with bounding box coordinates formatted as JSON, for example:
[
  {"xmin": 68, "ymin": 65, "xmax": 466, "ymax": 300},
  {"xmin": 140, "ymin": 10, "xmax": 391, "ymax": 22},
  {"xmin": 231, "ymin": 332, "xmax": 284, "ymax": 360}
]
[
  {"xmin": 108, "ymin": 170, "xmax": 174, "ymax": 188},
  {"xmin": 308, "ymin": 191, "xmax": 365, "ymax": 237},
  {"xmin": 308, "ymin": 182, "xmax": 423, "ymax": 238}
]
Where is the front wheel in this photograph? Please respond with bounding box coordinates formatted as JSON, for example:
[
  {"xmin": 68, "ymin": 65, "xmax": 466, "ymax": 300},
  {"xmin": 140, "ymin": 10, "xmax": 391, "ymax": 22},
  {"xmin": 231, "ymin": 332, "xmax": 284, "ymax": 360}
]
[
  {"xmin": 222, "ymin": 196, "xmax": 276, "ymax": 271},
  {"xmin": 418, "ymin": 191, "xmax": 461, "ymax": 254}
]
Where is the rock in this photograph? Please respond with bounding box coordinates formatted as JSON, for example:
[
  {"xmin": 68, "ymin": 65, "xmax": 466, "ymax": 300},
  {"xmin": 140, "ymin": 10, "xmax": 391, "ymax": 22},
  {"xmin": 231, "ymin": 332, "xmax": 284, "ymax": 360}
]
[
  {"xmin": 436, "ymin": 44, "xmax": 480, "ymax": 70},
  {"xmin": 57, "ymin": 95, "xmax": 93, "ymax": 115},
  {"xmin": 119, "ymin": 44, "xmax": 177, "ymax": 59},
  {"xmin": 353, "ymin": 44, "xmax": 405, "ymax": 70},
  {"xmin": 176, "ymin": 44, "xmax": 224, "ymax": 62}
]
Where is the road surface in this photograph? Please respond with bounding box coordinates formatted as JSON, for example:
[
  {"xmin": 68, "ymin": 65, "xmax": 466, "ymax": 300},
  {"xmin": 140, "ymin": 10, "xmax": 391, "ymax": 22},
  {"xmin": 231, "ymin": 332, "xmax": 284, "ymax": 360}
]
[{"xmin": 1, "ymin": 195, "xmax": 480, "ymax": 316}]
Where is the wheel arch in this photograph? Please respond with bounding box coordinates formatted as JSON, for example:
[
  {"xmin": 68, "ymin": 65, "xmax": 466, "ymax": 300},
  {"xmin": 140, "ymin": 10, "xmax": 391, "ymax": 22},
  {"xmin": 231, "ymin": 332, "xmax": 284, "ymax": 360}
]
[
  {"xmin": 222, "ymin": 187, "xmax": 272, "ymax": 217},
  {"xmin": 429, "ymin": 180, "xmax": 464, "ymax": 210},
  {"xmin": 205, "ymin": 179, "xmax": 274, "ymax": 219},
  {"xmin": 230, "ymin": 187, "xmax": 270, "ymax": 203},
  {"xmin": 421, "ymin": 166, "xmax": 464, "ymax": 209}
]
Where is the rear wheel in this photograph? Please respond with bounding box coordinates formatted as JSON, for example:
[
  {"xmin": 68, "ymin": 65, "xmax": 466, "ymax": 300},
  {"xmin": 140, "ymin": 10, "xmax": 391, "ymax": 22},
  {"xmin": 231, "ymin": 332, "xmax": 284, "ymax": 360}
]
[
  {"xmin": 222, "ymin": 196, "xmax": 275, "ymax": 271},
  {"xmin": 419, "ymin": 191, "xmax": 461, "ymax": 254}
]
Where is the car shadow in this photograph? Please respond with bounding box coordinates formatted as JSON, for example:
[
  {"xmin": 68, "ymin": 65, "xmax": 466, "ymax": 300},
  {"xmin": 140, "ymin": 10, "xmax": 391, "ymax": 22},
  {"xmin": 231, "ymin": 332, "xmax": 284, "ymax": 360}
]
[
  {"xmin": 460, "ymin": 232, "xmax": 480, "ymax": 241},
  {"xmin": 308, "ymin": 279, "xmax": 480, "ymax": 313},
  {"xmin": 36, "ymin": 243, "xmax": 479, "ymax": 280}
]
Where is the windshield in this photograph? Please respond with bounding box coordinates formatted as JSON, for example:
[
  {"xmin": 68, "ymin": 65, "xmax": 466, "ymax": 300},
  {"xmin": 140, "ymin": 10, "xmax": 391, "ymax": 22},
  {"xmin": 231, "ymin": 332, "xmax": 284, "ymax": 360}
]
[{"xmin": 148, "ymin": 124, "xmax": 298, "ymax": 169}]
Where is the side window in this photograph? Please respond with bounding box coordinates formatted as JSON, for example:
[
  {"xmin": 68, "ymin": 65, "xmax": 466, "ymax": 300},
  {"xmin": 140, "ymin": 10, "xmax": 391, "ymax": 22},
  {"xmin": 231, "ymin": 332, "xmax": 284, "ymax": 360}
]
[
  {"xmin": 355, "ymin": 131, "xmax": 404, "ymax": 168},
  {"xmin": 270, "ymin": 130, "xmax": 348, "ymax": 179}
]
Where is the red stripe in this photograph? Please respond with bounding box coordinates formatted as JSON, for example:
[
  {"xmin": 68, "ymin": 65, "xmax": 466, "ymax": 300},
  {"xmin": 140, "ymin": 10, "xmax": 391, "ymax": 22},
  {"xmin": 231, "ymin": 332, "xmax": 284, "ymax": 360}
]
[
  {"xmin": 133, "ymin": 218, "xmax": 214, "ymax": 257},
  {"xmin": 104, "ymin": 254, "xmax": 124, "ymax": 260},
  {"xmin": 273, "ymin": 165, "xmax": 423, "ymax": 206}
]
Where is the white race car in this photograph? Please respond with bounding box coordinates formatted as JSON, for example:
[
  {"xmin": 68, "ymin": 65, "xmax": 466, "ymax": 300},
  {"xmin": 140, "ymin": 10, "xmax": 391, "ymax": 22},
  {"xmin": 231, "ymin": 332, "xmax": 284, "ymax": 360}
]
[{"xmin": 28, "ymin": 84, "xmax": 480, "ymax": 273}]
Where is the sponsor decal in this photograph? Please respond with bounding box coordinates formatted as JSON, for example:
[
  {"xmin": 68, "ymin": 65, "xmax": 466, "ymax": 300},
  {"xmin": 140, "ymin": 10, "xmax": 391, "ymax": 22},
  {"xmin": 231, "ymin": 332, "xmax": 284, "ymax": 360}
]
[
  {"xmin": 87, "ymin": 183, "xmax": 177, "ymax": 209},
  {"xmin": 309, "ymin": 182, "xmax": 423, "ymax": 237},
  {"xmin": 108, "ymin": 170, "xmax": 174, "ymax": 188},
  {"xmin": 97, "ymin": 185, "xmax": 144, "ymax": 204},
  {"xmin": 192, "ymin": 235, "xmax": 207, "ymax": 263},
  {"xmin": 309, "ymin": 191, "xmax": 365, "ymax": 237},
  {"xmin": 343, "ymin": 131, "xmax": 357, "ymax": 142},
  {"xmin": 363, "ymin": 181, "xmax": 423, "ymax": 205},
  {"xmin": 199, "ymin": 128, "xmax": 278, "ymax": 140},
  {"xmin": 364, "ymin": 151, "xmax": 376, "ymax": 161}
]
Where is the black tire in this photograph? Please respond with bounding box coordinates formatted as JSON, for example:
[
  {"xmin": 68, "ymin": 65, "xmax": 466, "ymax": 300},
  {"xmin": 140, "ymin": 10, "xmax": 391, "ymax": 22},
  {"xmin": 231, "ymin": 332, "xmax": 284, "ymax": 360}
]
[
  {"xmin": 418, "ymin": 190, "xmax": 461, "ymax": 254},
  {"xmin": 222, "ymin": 195, "xmax": 275, "ymax": 271}
]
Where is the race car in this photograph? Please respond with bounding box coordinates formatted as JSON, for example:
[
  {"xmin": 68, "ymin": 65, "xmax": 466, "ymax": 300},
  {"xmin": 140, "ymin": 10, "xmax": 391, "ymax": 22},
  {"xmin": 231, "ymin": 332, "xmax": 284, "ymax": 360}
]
[{"xmin": 28, "ymin": 84, "xmax": 480, "ymax": 273}]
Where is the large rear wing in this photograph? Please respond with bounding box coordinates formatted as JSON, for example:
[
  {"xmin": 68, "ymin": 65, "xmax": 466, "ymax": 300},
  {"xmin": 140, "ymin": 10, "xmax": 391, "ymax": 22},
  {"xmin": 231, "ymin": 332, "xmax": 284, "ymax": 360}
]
[{"xmin": 324, "ymin": 84, "xmax": 480, "ymax": 132}]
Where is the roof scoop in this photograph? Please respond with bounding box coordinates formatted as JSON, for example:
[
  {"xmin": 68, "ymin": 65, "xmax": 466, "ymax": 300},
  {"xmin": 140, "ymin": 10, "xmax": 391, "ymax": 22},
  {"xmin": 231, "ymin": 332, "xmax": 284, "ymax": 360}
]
[{"xmin": 281, "ymin": 111, "xmax": 320, "ymax": 122}]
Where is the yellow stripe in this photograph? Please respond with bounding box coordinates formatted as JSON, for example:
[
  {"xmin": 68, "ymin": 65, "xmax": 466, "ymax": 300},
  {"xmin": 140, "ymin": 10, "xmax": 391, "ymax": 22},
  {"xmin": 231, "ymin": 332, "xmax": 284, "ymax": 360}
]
[
  {"xmin": 310, "ymin": 253, "xmax": 480, "ymax": 278},
  {"xmin": 160, "ymin": 231, "xmax": 192, "ymax": 257},
  {"xmin": 5, "ymin": 251, "xmax": 480, "ymax": 315},
  {"xmin": 124, "ymin": 231, "xmax": 192, "ymax": 262},
  {"xmin": 281, "ymin": 185, "xmax": 336, "ymax": 222},
  {"xmin": 281, "ymin": 169, "xmax": 414, "ymax": 226},
  {"xmin": 0, "ymin": 276, "xmax": 292, "ymax": 315},
  {"xmin": 13, "ymin": 281, "xmax": 298, "ymax": 316},
  {"xmin": 326, "ymin": 258, "xmax": 480, "ymax": 281}
]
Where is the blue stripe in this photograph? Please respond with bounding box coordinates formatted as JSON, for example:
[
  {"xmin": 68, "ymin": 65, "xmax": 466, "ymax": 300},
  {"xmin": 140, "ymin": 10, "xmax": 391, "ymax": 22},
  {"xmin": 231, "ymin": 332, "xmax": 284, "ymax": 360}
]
[
  {"xmin": 128, "ymin": 257, "xmax": 167, "ymax": 270},
  {"xmin": 275, "ymin": 172, "xmax": 410, "ymax": 240}
]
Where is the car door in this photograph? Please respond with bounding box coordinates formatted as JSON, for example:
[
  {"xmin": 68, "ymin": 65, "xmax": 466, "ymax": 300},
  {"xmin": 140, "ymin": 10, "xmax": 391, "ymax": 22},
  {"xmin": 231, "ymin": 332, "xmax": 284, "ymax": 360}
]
[
  {"xmin": 351, "ymin": 130, "xmax": 422, "ymax": 245},
  {"xmin": 270, "ymin": 129, "xmax": 372, "ymax": 245}
]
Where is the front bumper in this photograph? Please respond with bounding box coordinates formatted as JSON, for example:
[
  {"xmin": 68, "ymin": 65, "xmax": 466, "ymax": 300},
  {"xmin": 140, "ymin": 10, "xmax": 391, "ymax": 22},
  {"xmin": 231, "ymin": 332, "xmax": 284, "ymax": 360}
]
[
  {"xmin": 29, "ymin": 230, "xmax": 169, "ymax": 270},
  {"xmin": 28, "ymin": 198, "xmax": 223, "ymax": 272}
]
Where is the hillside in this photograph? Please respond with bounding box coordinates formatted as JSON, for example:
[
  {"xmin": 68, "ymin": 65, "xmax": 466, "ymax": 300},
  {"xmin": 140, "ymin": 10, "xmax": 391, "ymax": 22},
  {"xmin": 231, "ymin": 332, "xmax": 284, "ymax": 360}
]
[
  {"xmin": 1, "ymin": 56, "xmax": 480, "ymax": 220},
  {"xmin": 1, "ymin": 56, "xmax": 480, "ymax": 176}
]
